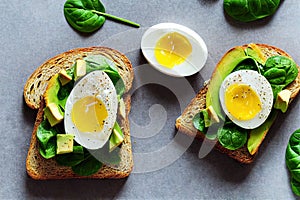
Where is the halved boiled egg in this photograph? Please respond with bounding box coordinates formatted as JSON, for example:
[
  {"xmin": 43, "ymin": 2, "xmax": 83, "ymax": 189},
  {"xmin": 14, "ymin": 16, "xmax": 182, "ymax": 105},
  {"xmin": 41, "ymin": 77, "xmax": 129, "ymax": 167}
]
[
  {"xmin": 64, "ymin": 70, "xmax": 118, "ymax": 149},
  {"xmin": 219, "ymin": 70, "xmax": 273, "ymax": 129},
  {"xmin": 141, "ymin": 23, "xmax": 208, "ymax": 77}
]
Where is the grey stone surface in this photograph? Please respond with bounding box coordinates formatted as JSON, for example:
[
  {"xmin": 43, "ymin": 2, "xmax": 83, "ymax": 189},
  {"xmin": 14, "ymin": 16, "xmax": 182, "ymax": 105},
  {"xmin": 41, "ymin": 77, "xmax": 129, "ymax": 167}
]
[{"xmin": 1, "ymin": 0, "xmax": 300, "ymax": 199}]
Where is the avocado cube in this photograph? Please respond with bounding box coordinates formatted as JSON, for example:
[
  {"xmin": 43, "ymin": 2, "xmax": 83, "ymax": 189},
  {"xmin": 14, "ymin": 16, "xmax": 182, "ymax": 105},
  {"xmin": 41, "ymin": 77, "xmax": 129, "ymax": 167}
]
[
  {"xmin": 74, "ymin": 59, "xmax": 86, "ymax": 81},
  {"xmin": 44, "ymin": 103, "xmax": 64, "ymax": 127},
  {"xmin": 57, "ymin": 134, "xmax": 74, "ymax": 154},
  {"xmin": 58, "ymin": 69, "xmax": 72, "ymax": 86},
  {"xmin": 109, "ymin": 122, "xmax": 124, "ymax": 152},
  {"xmin": 274, "ymin": 89, "xmax": 292, "ymax": 113}
]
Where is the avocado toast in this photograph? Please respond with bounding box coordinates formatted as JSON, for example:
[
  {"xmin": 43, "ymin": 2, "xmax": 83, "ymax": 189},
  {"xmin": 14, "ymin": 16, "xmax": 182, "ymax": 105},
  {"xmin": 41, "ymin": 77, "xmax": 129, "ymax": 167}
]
[
  {"xmin": 176, "ymin": 43, "xmax": 300, "ymax": 163},
  {"xmin": 24, "ymin": 47, "xmax": 134, "ymax": 179}
]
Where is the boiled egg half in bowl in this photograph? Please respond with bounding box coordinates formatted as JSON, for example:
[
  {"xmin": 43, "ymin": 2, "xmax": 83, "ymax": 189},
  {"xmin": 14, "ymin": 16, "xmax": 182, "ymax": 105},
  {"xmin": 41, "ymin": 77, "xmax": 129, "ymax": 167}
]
[
  {"xmin": 219, "ymin": 70, "xmax": 273, "ymax": 129},
  {"xmin": 141, "ymin": 23, "xmax": 208, "ymax": 77},
  {"xmin": 64, "ymin": 70, "xmax": 118, "ymax": 150}
]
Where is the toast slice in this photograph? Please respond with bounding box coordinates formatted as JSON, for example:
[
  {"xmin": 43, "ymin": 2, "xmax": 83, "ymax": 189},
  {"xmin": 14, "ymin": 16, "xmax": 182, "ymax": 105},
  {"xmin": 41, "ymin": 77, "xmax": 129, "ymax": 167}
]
[
  {"xmin": 24, "ymin": 47, "xmax": 134, "ymax": 179},
  {"xmin": 176, "ymin": 44, "xmax": 300, "ymax": 163}
]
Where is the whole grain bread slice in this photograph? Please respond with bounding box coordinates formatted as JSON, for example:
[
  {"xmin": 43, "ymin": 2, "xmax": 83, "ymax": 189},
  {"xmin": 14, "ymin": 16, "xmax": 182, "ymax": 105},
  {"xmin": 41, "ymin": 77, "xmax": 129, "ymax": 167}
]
[
  {"xmin": 24, "ymin": 47, "xmax": 134, "ymax": 179},
  {"xmin": 176, "ymin": 43, "xmax": 300, "ymax": 163}
]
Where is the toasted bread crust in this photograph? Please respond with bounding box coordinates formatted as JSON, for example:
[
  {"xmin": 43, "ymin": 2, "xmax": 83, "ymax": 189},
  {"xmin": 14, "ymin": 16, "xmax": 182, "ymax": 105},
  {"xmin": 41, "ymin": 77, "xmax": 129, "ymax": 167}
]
[
  {"xmin": 176, "ymin": 44, "xmax": 300, "ymax": 163},
  {"xmin": 25, "ymin": 47, "xmax": 134, "ymax": 179}
]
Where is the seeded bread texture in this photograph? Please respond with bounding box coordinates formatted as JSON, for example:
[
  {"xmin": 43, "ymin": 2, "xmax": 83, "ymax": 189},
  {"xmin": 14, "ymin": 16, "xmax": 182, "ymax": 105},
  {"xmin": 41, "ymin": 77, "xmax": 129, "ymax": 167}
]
[
  {"xmin": 24, "ymin": 47, "xmax": 134, "ymax": 179},
  {"xmin": 175, "ymin": 44, "xmax": 300, "ymax": 163}
]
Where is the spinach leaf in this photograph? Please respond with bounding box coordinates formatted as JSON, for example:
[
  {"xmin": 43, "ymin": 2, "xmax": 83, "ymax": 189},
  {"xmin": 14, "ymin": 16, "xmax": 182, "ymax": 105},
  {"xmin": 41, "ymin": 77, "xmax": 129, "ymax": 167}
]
[
  {"xmin": 244, "ymin": 47, "xmax": 265, "ymax": 66},
  {"xmin": 233, "ymin": 58, "xmax": 260, "ymax": 72},
  {"xmin": 57, "ymin": 80, "xmax": 74, "ymax": 111},
  {"xmin": 286, "ymin": 129, "xmax": 300, "ymax": 177},
  {"xmin": 264, "ymin": 56, "xmax": 298, "ymax": 86},
  {"xmin": 223, "ymin": 0, "xmax": 281, "ymax": 22},
  {"xmin": 71, "ymin": 150, "xmax": 103, "ymax": 176},
  {"xmin": 64, "ymin": 0, "xmax": 106, "ymax": 33},
  {"xmin": 263, "ymin": 56, "xmax": 298, "ymax": 98},
  {"xmin": 193, "ymin": 112, "xmax": 208, "ymax": 134},
  {"xmin": 217, "ymin": 120, "xmax": 247, "ymax": 150},
  {"xmin": 64, "ymin": 0, "xmax": 139, "ymax": 33},
  {"xmin": 291, "ymin": 178, "xmax": 300, "ymax": 196},
  {"xmin": 39, "ymin": 138, "xmax": 56, "ymax": 159},
  {"xmin": 37, "ymin": 120, "xmax": 59, "ymax": 159},
  {"xmin": 286, "ymin": 129, "xmax": 300, "ymax": 196},
  {"xmin": 193, "ymin": 111, "xmax": 220, "ymax": 140},
  {"xmin": 55, "ymin": 146, "xmax": 84, "ymax": 166}
]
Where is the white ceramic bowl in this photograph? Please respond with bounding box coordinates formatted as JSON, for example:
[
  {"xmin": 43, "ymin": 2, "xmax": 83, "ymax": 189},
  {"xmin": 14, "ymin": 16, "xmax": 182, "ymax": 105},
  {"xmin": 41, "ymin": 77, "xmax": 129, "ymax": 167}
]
[{"xmin": 141, "ymin": 23, "xmax": 208, "ymax": 77}]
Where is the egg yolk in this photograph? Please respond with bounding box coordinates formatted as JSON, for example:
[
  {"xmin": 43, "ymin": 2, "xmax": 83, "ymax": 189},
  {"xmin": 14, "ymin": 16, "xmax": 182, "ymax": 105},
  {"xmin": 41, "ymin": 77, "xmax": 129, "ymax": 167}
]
[
  {"xmin": 154, "ymin": 32, "xmax": 192, "ymax": 69},
  {"xmin": 224, "ymin": 84, "xmax": 262, "ymax": 121},
  {"xmin": 71, "ymin": 96, "xmax": 108, "ymax": 133}
]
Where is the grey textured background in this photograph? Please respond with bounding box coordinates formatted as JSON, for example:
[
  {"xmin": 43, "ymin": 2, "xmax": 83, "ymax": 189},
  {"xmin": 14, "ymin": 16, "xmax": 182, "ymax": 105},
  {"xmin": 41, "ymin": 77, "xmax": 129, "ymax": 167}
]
[{"xmin": 1, "ymin": 0, "xmax": 300, "ymax": 199}]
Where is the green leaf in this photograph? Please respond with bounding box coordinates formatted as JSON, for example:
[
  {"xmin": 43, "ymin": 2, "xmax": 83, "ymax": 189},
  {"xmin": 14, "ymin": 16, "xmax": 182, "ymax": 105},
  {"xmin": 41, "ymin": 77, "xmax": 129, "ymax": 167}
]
[
  {"xmin": 71, "ymin": 152, "xmax": 103, "ymax": 176},
  {"xmin": 223, "ymin": 0, "xmax": 281, "ymax": 22},
  {"xmin": 55, "ymin": 146, "xmax": 85, "ymax": 166},
  {"xmin": 64, "ymin": 0, "xmax": 139, "ymax": 33},
  {"xmin": 217, "ymin": 120, "xmax": 247, "ymax": 150},
  {"xmin": 37, "ymin": 120, "xmax": 59, "ymax": 159},
  {"xmin": 291, "ymin": 177, "xmax": 300, "ymax": 196},
  {"xmin": 233, "ymin": 58, "xmax": 260, "ymax": 72},
  {"xmin": 193, "ymin": 112, "xmax": 208, "ymax": 134},
  {"xmin": 64, "ymin": 0, "xmax": 106, "ymax": 33},
  {"xmin": 286, "ymin": 129, "xmax": 300, "ymax": 173},
  {"xmin": 39, "ymin": 137, "xmax": 56, "ymax": 159},
  {"xmin": 57, "ymin": 80, "xmax": 74, "ymax": 110},
  {"xmin": 263, "ymin": 56, "xmax": 298, "ymax": 98},
  {"xmin": 285, "ymin": 129, "xmax": 300, "ymax": 196}
]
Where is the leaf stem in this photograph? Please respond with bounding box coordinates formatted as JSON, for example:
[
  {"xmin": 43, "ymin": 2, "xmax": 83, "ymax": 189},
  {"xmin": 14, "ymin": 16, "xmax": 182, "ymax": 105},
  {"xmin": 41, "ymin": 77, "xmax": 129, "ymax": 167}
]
[{"xmin": 91, "ymin": 10, "xmax": 140, "ymax": 28}]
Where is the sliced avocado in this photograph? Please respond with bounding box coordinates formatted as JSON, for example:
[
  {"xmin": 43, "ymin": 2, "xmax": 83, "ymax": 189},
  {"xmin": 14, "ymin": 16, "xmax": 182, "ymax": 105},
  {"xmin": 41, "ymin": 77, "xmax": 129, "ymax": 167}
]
[
  {"xmin": 206, "ymin": 46, "xmax": 248, "ymax": 120},
  {"xmin": 58, "ymin": 69, "xmax": 72, "ymax": 86},
  {"xmin": 247, "ymin": 111, "xmax": 278, "ymax": 155},
  {"xmin": 44, "ymin": 74, "xmax": 60, "ymax": 106},
  {"xmin": 74, "ymin": 59, "xmax": 86, "ymax": 81},
  {"xmin": 109, "ymin": 122, "xmax": 124, "ymax": 152},
  {"xmin": 43, "ymin": 74, "xmax": 65, "ymax": 126},
  {"xmin": 274, "ymin": 89, "xmax": 292, "ymax": 113},
  {"xmin": 56, "ymin": 134, "xmax": 74, "ymax": 154},
  {"xmin": 44, "ymin": 103, "xmax": 64, "ymax": 127},
  {"xmin": 247, "ymin": 43, "xmax": 267, "ymax": 65}
]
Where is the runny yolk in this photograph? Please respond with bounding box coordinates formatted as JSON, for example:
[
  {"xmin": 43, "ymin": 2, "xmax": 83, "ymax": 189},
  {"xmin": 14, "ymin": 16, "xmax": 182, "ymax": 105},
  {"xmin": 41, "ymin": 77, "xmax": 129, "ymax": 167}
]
[
  {"xmin": 225, "ymin": 84, "xmax": 262, "ymax": 121},
  {"xmin": 71, "ymin": 96, "xmax": 108, "ymax": 133},
  {"xmin": 154, "ymin": 32, "xmax": 192, "ymax": 69}
]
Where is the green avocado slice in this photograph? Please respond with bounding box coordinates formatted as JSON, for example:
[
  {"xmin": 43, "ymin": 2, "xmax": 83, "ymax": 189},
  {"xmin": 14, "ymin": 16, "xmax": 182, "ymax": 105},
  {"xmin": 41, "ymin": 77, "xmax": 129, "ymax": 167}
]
[{"xmin": 247, "ymin": 110, "xmax": 278, "ymax": 155}]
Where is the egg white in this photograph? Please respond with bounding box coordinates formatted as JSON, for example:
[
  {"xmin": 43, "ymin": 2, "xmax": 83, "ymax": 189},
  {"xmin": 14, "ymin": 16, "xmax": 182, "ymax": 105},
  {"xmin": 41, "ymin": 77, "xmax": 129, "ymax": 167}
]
[
  {"xmin": 64, "ymin": 70, "xmax": 118, "ymax": 150},
  {"xmin": 141, "ymin": 23, "xmax": 208, "ymax": 77},
  {"xmin": 219, "ymin": 70, "xmax": 273, "ymax": 129}
]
